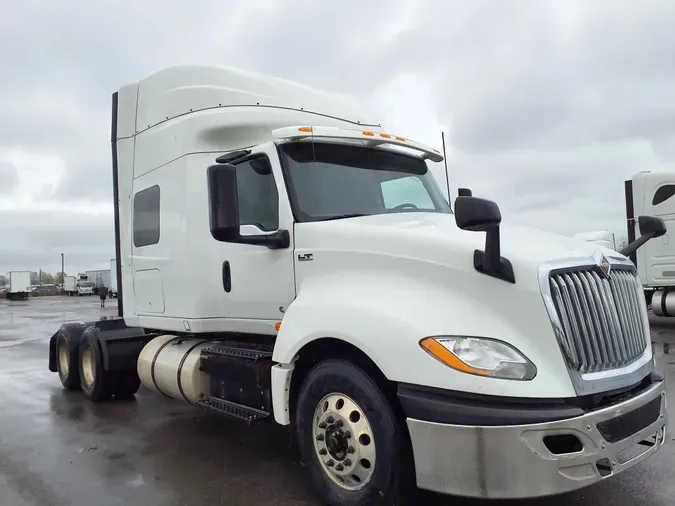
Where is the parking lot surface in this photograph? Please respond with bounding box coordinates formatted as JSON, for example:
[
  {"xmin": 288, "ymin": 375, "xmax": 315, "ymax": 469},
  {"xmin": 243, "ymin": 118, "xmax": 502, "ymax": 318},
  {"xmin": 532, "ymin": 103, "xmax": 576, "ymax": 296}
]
[{"xmin": 0, "ymin": 296, "xmax": 673, "ymax": 505}]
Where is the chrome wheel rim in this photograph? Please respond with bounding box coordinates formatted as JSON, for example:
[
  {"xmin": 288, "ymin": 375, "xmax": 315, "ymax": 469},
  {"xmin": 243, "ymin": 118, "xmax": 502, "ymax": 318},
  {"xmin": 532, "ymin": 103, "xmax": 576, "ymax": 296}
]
[
  {"xmin": 312, "ymin": 393, "xmax": 376, "ymax": 491},
  {"xmin": 57, "ymin": 338, "xmax": 69, "ymax": 376},
  {"xmin": 81, "ymin": 342, "xmax": 96, "ymax": 387}
]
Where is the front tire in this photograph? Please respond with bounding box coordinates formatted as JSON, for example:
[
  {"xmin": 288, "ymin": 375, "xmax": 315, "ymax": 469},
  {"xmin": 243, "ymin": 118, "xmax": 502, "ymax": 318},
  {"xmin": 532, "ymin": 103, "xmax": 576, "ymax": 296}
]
[{"xmin": 295, "ymin": 360, "xmax": 414, "ymax": 506}]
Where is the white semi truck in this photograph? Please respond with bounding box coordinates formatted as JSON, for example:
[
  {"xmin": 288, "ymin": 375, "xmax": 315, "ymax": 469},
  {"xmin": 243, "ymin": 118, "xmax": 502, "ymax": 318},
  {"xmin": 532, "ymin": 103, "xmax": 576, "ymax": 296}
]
[
  {"xmin": 48, "ymin": 65, "xmax": 668, "ymax": 505},
  {"xmin": 7, "ymin": 271, "xmax": 31, "ymax": 300},
  {"xmin": 76, "ymin": 274, "xmax": 94, "ymax": 296},
  {"xmin": 625, "ymin": 171, "xmax": 675, "ymax": 317}
]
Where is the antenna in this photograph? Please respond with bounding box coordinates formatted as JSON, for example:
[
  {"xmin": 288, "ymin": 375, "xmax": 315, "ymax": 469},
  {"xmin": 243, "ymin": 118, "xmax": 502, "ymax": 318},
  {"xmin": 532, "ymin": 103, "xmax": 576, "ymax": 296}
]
[{"xmin": 441, "ymin": 131, "xmax": 450, "ymax": 204}]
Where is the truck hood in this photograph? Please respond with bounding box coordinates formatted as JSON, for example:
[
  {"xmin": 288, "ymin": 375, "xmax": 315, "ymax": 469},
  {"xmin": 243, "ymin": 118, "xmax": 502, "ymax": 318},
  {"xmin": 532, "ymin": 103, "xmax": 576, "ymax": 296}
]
[{"xmin": 294, "ymin": 212, "xmax": 623, "ymax": 291}]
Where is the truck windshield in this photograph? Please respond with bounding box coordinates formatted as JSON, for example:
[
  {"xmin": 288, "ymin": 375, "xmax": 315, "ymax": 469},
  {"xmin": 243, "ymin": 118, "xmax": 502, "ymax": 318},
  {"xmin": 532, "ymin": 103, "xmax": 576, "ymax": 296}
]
[{"xmin": 279, "ymin": 142, "xmax": 451, "ymax": 222}]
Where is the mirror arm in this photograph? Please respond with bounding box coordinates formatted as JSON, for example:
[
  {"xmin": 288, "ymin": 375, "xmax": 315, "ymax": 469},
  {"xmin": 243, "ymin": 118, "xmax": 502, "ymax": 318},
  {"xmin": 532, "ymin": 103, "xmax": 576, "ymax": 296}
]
[
  {"xmin": 619, "ymin": 233, "xmax": 652, "ymax": 258},
  {"xmin": 473, "ymin": 225, "xmax": 516, "ymax": 284},
  {"xmin": 235, "ymin": 230, "xmax": 290, "ymax": 250},
  {"xmin": 484, "ymin": 226, "xmax": 501, "ymax": 273}
]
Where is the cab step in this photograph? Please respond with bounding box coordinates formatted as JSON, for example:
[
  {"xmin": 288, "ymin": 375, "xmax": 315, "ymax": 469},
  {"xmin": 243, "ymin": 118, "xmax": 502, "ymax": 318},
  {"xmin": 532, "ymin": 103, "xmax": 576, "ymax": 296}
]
[
  {"xmin": 196, "ymin": 397, "xmax": 270, "ymax": 424},
  {"xmin": 200, "ymin": 344, "xmax": 273, "ymax": 362}
]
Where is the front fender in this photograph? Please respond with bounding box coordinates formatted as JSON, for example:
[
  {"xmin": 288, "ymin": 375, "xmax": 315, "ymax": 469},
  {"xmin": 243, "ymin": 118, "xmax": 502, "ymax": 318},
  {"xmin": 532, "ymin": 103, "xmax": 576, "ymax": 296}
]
[{"xmin": 272, "ymin": 270, "xmax": 576, "ymax": 398}]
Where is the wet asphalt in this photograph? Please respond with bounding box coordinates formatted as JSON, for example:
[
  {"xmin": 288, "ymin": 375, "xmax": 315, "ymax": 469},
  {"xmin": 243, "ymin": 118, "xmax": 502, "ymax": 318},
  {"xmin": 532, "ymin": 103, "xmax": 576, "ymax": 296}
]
[{"xmin": 0, "ymin": 296, "xmax": 673, "ymax": 506}]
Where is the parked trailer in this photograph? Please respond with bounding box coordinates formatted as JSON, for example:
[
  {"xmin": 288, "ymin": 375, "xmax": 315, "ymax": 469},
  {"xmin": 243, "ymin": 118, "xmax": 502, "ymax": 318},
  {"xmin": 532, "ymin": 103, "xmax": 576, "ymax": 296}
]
[
  {"xmin": 7, "ymin": 271, "xmax": 31, "ymax": 300},
  {"xmin": 64, "ymin": 275, "xmax": 77, "ymax": 296},
  {"xmin": 85, "ymin": 269, "xmax": 111, "ymax": 295},
  {"xmin": 48, "ymin": 65, "xmax": 668, "ymax": 505}
]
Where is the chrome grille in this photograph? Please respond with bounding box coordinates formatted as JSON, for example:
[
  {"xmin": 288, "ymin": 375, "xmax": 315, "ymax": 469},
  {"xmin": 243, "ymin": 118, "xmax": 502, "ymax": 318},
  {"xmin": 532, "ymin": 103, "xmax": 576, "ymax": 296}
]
[{"xmin": 549, "ymin": 268, "xmax": 649, "ymax": 373}]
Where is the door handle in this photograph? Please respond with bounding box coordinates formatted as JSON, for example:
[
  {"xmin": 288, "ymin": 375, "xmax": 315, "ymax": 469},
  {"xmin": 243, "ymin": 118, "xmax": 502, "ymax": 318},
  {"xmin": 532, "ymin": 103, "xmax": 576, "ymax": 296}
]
[{"xmin": 222, "ymin": 261, "xmax": 231, "ymax": 293}]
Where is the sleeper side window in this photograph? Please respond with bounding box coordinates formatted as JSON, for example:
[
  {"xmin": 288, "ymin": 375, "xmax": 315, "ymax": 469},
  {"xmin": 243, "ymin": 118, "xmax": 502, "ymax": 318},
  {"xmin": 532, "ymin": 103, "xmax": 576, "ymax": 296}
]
[
  {"xmin": 133, "ymin": 185, "xmax": 160, "ymax": 247},
  {"xmin": 652, "ymin": 185, "xmax": 675, "ymax": 206}
]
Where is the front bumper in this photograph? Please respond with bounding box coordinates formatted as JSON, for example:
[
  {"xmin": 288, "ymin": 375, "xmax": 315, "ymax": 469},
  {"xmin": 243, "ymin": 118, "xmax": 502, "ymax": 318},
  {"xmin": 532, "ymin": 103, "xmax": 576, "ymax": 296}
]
[{"xmin": 403, "ymin": 379, "xmax": 667, "ymax": 499}]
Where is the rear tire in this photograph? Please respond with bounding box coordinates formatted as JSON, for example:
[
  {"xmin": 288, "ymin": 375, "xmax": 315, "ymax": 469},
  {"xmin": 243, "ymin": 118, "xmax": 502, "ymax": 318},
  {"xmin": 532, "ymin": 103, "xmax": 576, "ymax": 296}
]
[
  {"xmin": 56, "ymin": 324, "xmax": 85, "ymax": 390},
  {"xmin": 295, "ymin": 359, "xmax": 414, "ymax": 506},
  {"xmin": 79, "ymin": 327, "xmax": 116, "ymax": 401}
]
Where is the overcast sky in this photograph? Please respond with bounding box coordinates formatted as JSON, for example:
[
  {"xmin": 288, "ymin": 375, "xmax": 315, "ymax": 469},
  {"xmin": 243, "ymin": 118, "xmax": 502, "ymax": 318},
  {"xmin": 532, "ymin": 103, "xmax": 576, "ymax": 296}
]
[{"xmin": 1, "ymin": 0, "xmax": 674, "ymax": 275}]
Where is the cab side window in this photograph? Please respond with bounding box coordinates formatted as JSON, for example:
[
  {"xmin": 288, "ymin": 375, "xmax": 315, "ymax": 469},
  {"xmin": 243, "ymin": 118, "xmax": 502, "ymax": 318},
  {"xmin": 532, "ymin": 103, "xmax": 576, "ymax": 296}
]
[{"xmin": 234, "ymin": 157, "xmax": 279, "ymax": 231}]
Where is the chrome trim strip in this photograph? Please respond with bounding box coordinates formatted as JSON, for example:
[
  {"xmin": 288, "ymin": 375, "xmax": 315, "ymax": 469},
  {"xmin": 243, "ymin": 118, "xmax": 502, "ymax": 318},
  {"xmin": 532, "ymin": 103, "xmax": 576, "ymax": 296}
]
[{"xmin": 538, "ymin": 254, "xmax": 654, "ymax": 396}]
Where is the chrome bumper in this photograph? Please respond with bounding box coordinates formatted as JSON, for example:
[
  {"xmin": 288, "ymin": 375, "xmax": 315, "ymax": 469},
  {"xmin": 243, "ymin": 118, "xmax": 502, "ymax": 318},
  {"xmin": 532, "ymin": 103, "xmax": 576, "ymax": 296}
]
[{"xmin": 406, "ymin": 380, "xmax": 667, "ymax": 499}]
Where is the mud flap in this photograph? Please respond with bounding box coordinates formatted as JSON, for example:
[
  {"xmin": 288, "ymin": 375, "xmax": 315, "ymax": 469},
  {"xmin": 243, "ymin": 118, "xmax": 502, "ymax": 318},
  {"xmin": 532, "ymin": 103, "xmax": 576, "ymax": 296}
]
[{"xmin": 48, "ymin": 330, "xmax": 58, "ymax": 372}]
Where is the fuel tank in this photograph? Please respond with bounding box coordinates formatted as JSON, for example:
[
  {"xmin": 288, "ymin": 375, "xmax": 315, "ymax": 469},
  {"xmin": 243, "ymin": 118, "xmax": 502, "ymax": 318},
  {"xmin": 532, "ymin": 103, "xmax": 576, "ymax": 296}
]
[
  {"xmin": 137, "ymin": 335, "xmax": 213, "ymax": 404},
  {"xmin": 653, "ymin": 289, "xmax": 675, "ymax": 317}
]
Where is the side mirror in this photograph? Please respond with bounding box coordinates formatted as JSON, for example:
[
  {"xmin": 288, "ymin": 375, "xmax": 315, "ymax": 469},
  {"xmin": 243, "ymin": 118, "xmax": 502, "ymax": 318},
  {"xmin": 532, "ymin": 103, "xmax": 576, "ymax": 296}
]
[
  {"xmin": 619, "ymin": 215, "xmax": 667, "ymax": 258},
  {"xmin": 639, "ymin": 215, "xmax": 666, "ymax": 238},
  {"xmin": 208, "ymin": 164, "xmax": 240, "ymax": 241},
  {"xmin": 458, "ymin": 187, "xmax": 473, "ymax": 197},
  {"xmin": 454, "ymin": 196, "xmax": 514, "ymax": 283},
  {"xmin": 207, "ymin": 164, "xmax": 290, "ymax": 249},
  {"xmin": 454, "ymin": 196, "xmax": 501, "ymax": 232}
]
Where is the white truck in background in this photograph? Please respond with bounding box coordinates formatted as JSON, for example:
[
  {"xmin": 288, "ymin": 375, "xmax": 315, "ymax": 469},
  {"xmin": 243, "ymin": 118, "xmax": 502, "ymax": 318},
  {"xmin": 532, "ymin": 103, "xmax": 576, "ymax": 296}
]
[
  {"xmin": 109, "ymin": 258, "xmax": 118, "ymax": 298},
  {"xmin": 46, "ymin": 65, "xmax": 668, "ymax": 505},
  {"xmin": 625, "ymin": 171, "xmax": 675, "ymax": 316},
  {"xmin": 63, "ymin": 275, "xmax": 78, "ymax": 296},
  {"xmin": 76, "ymin": 274, "xmax": 94, "ymax": 296},
  {"xmin": 7, "ymin": 271, "xmax": 31, "ymax": 300}
]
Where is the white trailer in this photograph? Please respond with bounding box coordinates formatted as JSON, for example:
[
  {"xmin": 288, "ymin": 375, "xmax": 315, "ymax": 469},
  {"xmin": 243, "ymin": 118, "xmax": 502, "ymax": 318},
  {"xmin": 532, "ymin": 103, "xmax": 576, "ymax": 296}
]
[
  {"xmin": 109, "ymin": 258, "xmax": 118, "ymax": 298},
  {"xmin": 7, "ymin": 271, "xmax": 31, "ymax": 300},
  {"xmin": 63, "ymin": 275, "xmax": 77, "ymax": 296},
  {"xmin": 85, "ymin": 269, "xmax": 111, "ymax": 294},
  {"xmin": 47, "ymin": 65, "xmax": 668, "ymax": 505}
]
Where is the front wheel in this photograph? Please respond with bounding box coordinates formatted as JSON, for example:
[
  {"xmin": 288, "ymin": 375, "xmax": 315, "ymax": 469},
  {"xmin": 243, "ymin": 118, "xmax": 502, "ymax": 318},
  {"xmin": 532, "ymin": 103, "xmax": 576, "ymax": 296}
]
[{"xmin": 295, "ymin": 360, "xmax": 414, "ymax": 506}]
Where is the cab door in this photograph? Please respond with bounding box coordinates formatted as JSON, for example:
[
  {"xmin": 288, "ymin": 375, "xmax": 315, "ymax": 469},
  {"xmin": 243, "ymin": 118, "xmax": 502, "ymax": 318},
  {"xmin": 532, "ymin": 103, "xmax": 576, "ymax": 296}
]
[{"xmin": 214, "ymin": 143, "xmax": 296, "ymax": 321}]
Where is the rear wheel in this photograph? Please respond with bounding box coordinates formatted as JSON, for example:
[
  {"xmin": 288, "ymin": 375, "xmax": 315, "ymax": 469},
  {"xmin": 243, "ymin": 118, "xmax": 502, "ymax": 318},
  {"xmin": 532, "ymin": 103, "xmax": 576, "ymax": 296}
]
[
  {"xmin": 79, "ymin": 328, "xmax": 116, "ymax": 401},
  {"xmin": 295, "ymin": 360, "xmax": 414, "ymax": 506},
  {"xmin": 56, "ymin": 324, "xmax": 84, "ymax": 390}
]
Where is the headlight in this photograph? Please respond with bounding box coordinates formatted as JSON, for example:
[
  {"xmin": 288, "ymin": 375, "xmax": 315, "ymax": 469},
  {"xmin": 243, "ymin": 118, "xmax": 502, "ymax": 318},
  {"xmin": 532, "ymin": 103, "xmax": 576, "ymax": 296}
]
[{"xmin": 420, "ymin": 336, "xmax": 537, "ymax": 380}]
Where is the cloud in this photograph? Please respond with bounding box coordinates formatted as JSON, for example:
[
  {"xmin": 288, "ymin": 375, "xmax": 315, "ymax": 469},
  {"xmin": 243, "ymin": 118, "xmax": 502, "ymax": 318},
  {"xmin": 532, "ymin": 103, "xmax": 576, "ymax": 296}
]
[
  {"xmin": 2, "ymin": 0, "xmax": 675, "ymax": 272},
  {"xmin": 0, "ymin": 161, "xmax": 19, "ymax": 195},
  {"xmin": 0, "ymin": 208, "xmax": 113, "ymax": 275}
]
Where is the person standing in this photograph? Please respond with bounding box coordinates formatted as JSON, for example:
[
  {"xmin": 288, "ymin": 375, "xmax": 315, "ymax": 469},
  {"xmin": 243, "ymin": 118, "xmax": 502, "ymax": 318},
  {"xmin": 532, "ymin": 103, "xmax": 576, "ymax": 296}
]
[{"xmin": 99, "ymin": 287, "xmax": 107, "ymax": 308}]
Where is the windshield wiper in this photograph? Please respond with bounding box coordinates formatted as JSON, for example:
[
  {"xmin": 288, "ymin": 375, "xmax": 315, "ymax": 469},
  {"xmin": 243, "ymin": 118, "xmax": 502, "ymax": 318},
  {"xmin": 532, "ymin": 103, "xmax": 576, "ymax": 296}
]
[{"xmin": 317, "ymin": 213, "xmax": 370, "ymax": 222}]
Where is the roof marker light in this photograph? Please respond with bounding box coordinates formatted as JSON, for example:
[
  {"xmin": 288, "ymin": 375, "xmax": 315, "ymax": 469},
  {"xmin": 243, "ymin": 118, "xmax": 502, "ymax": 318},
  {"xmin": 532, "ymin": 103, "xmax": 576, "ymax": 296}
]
[{"xmin": 271, "ymin": 125, "xmax": 444, "ymax": 163}]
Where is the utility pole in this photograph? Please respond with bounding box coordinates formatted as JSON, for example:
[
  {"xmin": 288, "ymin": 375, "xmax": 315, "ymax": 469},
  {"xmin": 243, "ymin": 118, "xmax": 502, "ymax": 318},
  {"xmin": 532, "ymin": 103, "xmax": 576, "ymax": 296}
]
[{"xmin": 61, "ymin": 253, "xmax": 64, "ymax": 295}]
